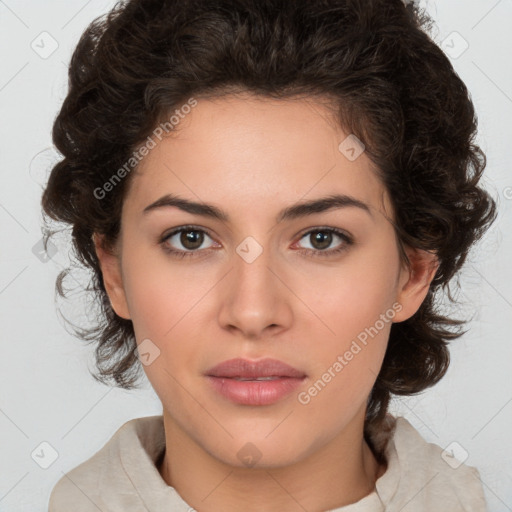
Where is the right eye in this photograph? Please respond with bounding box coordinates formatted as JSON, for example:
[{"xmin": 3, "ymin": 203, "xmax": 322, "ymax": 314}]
[{"xmin": 160, "ymin": 226, "xmax": 219, "ymax": 258}]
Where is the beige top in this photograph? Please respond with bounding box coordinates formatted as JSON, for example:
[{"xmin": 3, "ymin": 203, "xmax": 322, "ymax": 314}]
[{"xmin": 48, "ymin": 415, "xmax": 487, "ymax": 511}]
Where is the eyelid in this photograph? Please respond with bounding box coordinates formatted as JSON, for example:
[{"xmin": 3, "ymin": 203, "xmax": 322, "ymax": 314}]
[
  {"xmin": 294, "ymin": 225, "xmax": 353, "ymax": 243},
  {"xmin": 160, "ymin": 224, "xmax": 219, "ymax": 246}
]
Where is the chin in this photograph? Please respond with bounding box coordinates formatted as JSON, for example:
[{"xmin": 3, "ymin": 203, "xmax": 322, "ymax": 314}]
[{"xmin": 201, "ymin": 431, "xmax": 316, "ymax": 470}]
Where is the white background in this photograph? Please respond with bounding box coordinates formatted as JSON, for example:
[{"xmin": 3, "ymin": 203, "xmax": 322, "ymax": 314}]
[{"xmin": 0, "ymin": 0, "xmax": 511, "ymax": 510}]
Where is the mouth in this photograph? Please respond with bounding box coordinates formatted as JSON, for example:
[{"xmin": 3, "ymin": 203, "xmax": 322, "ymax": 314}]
[
  {"xmin": 205, "ymin": 357, "xmax": 306, "ymax": 379},
  {"xmin": 228, "ymin": 376, "xmax": 284, "ymax": 381},
  {"xmin": 205, "ymin": 358, "xmax": 306, "ymax": 405}
]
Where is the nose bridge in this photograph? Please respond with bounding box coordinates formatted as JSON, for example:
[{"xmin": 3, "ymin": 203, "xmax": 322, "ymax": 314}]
[
  {"xmin": 218, "ymin": 235, "xmax": 292, "ymax": 337},
  {"xmin": 234, "ymin": 240, "xmax": 275, "ymax": 297},
  {"xmin": 232, "ymin": 237, "xmax": 279, "ymax": 312}
]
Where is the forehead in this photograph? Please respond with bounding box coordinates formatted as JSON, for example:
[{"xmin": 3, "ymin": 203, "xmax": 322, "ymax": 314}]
[{"xmin": 126, "ymin": 94, "xmax": 392, "ymax": 221}]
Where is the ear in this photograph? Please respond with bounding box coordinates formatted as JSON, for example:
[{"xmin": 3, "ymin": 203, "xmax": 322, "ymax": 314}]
[
  {"xmin": 93, "ymin": 233, "xmax": 131, "ymax": 320},
  {"xmin": 393, "ymin": 246, "xmax": 439, "ymax": 323}
]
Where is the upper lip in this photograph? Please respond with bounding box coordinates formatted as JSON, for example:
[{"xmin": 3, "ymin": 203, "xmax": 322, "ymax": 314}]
[{"xmin": 206, "ymin": 358, "xmax": 306, "ymax": 379}]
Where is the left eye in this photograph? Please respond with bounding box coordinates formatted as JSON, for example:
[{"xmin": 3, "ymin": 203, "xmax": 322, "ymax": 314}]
[{"xmin": 295, "ymin": 229, "xmax": 351, "ymax": 252}]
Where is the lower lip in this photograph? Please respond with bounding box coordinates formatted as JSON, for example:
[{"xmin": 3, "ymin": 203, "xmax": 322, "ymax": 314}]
[{"xmin": 206, "ymin": 376, "xmax": 305, "ymax": 405}]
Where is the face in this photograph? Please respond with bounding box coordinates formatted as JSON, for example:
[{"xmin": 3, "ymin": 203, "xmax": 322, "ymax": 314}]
[{"xmin": 97, "ymin": 94, "xmax": 437, "ymax": 468}]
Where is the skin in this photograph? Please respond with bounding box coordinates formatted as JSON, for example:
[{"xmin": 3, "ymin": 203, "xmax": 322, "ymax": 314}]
[{"xmin": 95, "ymin": 93, "xmax": 438, "ymax": 512}]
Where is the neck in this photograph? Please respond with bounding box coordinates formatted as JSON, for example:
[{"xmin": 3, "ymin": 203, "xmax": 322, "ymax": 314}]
[{"xmin": 158, "ymin": 411, "xmax": 385, "ymax": 512}]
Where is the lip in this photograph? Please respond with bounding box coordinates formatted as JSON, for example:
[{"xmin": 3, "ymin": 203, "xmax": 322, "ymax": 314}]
[{"xmin": 205, "ymin": 358, "xmax": 306, "ymax": 406}]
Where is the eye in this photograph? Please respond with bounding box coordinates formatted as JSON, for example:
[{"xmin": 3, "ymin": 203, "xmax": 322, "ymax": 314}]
[
  {"xmin": 294, "ymin": 228, "xmax": 353, "ymax": 257},
  {"xmin": 160, "ymin": 225, "xmax": 353, "ymax": 260},
  {"xmin": 160, "ymin": 226, "xmax": 218, "ymax": 258}
]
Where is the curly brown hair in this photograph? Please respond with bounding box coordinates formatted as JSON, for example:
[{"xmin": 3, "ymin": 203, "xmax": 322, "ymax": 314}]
[{"xmin": 42, "ymin": 0, "xmax": 497, "ymax": 439}]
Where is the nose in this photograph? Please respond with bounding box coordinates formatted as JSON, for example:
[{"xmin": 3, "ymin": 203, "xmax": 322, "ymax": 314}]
[{"xmin": 217, "ymin": 242, "xmax": 293, "ymax": 341}]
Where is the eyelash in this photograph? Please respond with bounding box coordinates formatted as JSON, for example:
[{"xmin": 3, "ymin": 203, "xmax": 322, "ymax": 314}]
[{"xmin": 159, "ymin": 225, "xmax": 354, "ymax": 260}]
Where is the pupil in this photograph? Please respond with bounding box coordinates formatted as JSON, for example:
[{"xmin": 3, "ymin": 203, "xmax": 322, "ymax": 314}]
[
  {"xmin": 312, "ymin": 231, "xmax": 331, "ymax": 250},
  {"xmin": 181, "ymin": 230, "xmax": 203, "ymax": 250}
]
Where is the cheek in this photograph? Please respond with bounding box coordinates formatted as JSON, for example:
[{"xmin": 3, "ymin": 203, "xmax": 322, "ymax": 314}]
[
  {"xmin": 296, "ymin": 243, "xmax": 400, "ymax": 346},
  {"xmin": 121, "ymin": 241, "xmax": 214, "ymax": 338},
  {"xmin": 296, "ymin": 277, "xmax": 393, "ymax": 427},
  {"xmin": 119, "ymin": 247, "xmax": 217, "ymax": 390},
  {"xmin": 293, "ymin": 244, "xmax": 399, "ymax": 405}
]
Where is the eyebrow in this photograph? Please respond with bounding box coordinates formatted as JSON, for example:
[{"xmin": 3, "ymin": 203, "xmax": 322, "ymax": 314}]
[{"xmin": 142, "ymin": 193, "xmax": 373, "ymax": 223}]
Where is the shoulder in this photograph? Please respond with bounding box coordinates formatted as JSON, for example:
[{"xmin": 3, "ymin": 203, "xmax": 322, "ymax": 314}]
[
  {"xmin": 48, "ymin": 415, "xmax": 165, "ymax": 512},
  {"xmin": 375, "ymin": 415, "xmax": 487, "ymax": 511}
]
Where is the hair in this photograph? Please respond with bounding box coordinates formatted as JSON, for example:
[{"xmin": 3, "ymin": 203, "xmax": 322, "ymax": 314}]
[{"xmin": 42, "ymin": 0, "xmax": 497, "ymax": 450}]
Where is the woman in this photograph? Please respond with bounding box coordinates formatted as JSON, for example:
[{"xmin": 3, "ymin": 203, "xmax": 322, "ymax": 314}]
[{"xmin": 43, "ymin": 0, "xmax": 497, "ymax": 510}]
